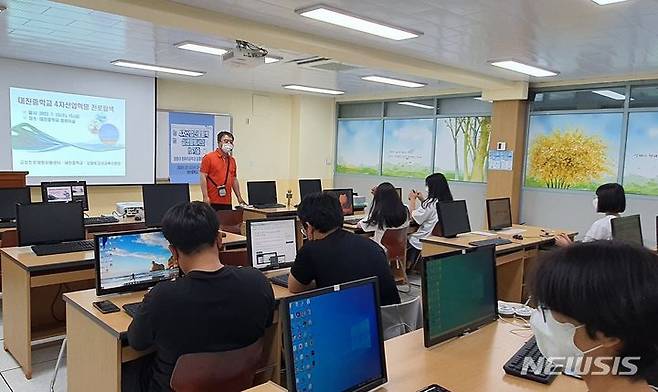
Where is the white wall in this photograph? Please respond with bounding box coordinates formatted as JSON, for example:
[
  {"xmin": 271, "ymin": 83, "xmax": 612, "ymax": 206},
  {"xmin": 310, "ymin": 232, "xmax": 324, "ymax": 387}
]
[{"xmin": 521, "ymin": 188, "xmax": 657, "ymax": 248}]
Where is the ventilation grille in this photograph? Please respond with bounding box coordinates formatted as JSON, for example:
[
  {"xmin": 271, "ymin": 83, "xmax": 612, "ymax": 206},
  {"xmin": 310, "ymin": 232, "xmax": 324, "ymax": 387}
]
[{"xmin": 288, "ymin": 56, "xmax": 361, "ymax": 72}]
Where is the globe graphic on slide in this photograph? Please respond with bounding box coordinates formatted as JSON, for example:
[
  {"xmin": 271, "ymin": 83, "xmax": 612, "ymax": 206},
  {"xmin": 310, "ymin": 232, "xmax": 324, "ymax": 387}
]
[{"xmin": 98, "ymin": 123, "xmax": 119, "ymax": 145}]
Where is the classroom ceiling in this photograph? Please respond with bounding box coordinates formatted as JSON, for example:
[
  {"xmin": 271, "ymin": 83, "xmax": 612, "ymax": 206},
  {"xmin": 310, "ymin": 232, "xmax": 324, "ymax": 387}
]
[
  {"xmin": 171, "ymin": 0, "xmax": 658, "ymax": 83},
  {"xmin": 0, "ymin": 0, "xmax": 464, "ymax": 96}
]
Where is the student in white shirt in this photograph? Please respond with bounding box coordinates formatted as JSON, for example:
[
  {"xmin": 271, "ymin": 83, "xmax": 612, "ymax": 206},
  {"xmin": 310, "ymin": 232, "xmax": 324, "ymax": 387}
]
[
  {"xmin": 556, "ymin": 183, "xmax": 625, "ymax": 246},
  {"xmin": 358, "ymin": 182, "xmax": 409, "ymax": 246},
  {"xmin": 407, "ymin": 173, "xmax": 454, "ymax": 264}
]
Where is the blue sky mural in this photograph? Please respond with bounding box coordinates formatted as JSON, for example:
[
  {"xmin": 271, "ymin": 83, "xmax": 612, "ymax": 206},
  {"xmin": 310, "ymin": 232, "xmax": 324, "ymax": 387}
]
[
  {"xmin": 382, "ymin": 119, "xmax": 434, "ymax": 178},
  {"xmin": 623, "ymin": 112, "xmax": 658, "ymax": 195},
  {"xmin": 336, "ymin": 120, "xmax": 382, "ymax": 175}
]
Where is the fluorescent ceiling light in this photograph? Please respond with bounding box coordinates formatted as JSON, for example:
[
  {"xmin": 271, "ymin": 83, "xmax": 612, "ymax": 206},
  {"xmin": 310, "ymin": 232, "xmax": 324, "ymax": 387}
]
[
  {"xmin": 111, "ymin": 60, "xmax": 205, "ymax": 77},
  {"xmin": 397, "ymin": 101, "xmax": 434, "ymax": 110},
  {"xmin": 264, "ymin": 56, "xmax": 282, "ymax": 64},
  {"xmin": 592, "ymin": 90, "xmax": 627, "ymax": 100},
  {"xmin": 474, "ymin": 96, "xmax": 493, "ymax": 103},
  {"xmin": 175, "ymin": 42, "xmax": 228, "ymax": 56},
  {"xmin": 295, "ymin": 5, "xmax": 421, "ymax": 40},
  {"xmin": 490, "ymin": 60, "xmax": 558, "ymax": 77},
  {"xmin": 362, "ymin": 75, "xmax": 426, "ymax": 88},
  {"xmin": 283, "ymin": 84, "xmax": 344, "ymax": 95},
  {"xmin": 591, "ymin": 0, "xmax": 629, "ymax": 4}
]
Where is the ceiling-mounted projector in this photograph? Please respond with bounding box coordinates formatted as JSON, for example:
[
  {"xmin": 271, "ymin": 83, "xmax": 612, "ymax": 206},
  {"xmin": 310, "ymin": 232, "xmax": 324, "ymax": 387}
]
[{"xmin": 221, "ymin": 40, "xmax": 268, "ymax": 68}]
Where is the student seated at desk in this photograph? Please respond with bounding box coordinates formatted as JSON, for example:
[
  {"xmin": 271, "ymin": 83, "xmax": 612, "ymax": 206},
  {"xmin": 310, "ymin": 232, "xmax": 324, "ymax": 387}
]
[
  {"xmin": 407, "ymin": 173, "xmax": 453, "ymax": 263},
  {"xmin": 358, "ymin": 182, "xmax": 409, "ymax": 247},
  {"xmin": 530, "ymin": 241, "xmax": 658, "ymax": 392},
  {"xmin": 556, "ymin": 183, "xmax": 625, "ymax": 246},
  {"xmin": 288, "ymin": 192, "xmax": 400, "ymax": 306},
  {"xmin": 125, "ymin": 202, "xmax": 275, "ymax": 392}
]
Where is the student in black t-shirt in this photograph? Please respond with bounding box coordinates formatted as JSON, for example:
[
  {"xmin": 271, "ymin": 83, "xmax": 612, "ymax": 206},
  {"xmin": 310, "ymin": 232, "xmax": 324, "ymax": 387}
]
[
  {"xmin": 125, "ymin": 201, "xmax": 275, "ymax": 392},
  {"xmin": 288, "ymin": 192, "xmax": 401, "ymax": 306}
]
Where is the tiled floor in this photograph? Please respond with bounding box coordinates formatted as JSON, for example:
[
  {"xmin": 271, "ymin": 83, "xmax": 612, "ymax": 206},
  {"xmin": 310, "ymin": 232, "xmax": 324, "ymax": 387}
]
[{"xmin": 0, "ymin": 303, "xmax": 67, "ymax": 392}]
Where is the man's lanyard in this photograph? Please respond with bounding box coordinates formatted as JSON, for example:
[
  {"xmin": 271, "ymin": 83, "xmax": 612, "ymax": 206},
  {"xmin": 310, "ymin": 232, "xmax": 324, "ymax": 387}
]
[{"xmin": 207, "ymin": 151, "xmax": 231, "ymax": 188}]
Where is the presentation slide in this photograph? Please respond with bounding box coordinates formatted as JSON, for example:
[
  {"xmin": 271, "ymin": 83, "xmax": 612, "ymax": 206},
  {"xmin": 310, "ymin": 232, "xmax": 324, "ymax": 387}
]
[
  {"xmin": 10, "ymin": 87, "xmax": 126, "ymax": 177},
  {"xmin": 0, "ymin": 58, "xmax": 155, "ymax": 185}
]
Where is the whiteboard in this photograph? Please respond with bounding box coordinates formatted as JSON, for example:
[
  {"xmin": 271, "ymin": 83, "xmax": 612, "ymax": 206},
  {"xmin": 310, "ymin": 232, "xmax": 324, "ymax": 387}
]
[{"xmin": 156, "ymin": 110, "xmax": 232, "ymax": 180}]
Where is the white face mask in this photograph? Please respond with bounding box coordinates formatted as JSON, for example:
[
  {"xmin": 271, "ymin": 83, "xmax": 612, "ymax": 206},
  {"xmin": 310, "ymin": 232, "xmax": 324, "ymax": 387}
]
[
  {"xmin": 221, "ymin": 142, "xmax": 234, "ymax": 154},
  {"xmin": 530, "ymin": 309, "xmax": 602, "ymax": 368},
  {"xmin": 592, "ymin": 197, "xmax": 598, "ymax": 212}
]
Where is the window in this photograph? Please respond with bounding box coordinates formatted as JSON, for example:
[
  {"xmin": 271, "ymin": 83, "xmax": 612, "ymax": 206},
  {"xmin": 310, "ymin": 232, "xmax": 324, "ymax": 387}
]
[
  {"xmin": 530, "ymin": 88, "xmax": 626, "ymax": 111},
  {"xmin": 338, "ymin": 102, "xmax": 382, "ymax": 118},
  {"xmin": 382, "ymin": 119, "xmax": 434, "ymax": 178},
  {"xmin": 335, "ymin": 120, "xmax": 382, "ymax": 175},
  {"xmin": 435, "ymin": 116, "xmax": 491, "ymax": 182},
  {"xmin": 524, "ymin": 113, "xmax": 623, "ymax": 191},
  {"xmin": 622, "ymin": 112, "xmax": 658, "ymax": 196}
]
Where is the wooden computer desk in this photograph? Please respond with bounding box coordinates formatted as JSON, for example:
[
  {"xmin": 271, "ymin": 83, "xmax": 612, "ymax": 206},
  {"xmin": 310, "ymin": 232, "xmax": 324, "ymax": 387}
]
[
  {"xmin": 242, "ymin": 206, "xmax": 298, "ymax": 220},
  {"xmin": 0, "ymin": 230, "xmax": 245, "ymax": 379},
  {"xmin": 421, "ymin": 225, "xmax": 577, "ymax": 303},
  {"xmin": 64, "ymin": 281, "xmax": 294, "ymax": 392},
  {"xmin": 0, "ymin": 247, "xmax": 95, "ymax": 379},
  {"xmin": 244, "ymin": 320, "xmax": 586, "ymax": 392}
]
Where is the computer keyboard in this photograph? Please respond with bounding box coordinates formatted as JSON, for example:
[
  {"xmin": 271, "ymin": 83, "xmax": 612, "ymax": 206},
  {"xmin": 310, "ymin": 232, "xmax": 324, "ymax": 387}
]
[
  {"xmin": 469, "ymin": 238, "xmax": 512, "ymax": 247},
  {"xmin": 122, "ymin": 302, "xmax": 143, "ymax": 318},
  {"xmin": 31, "ymin": 239, "xmax": 94, "ymax": 256},
  {"xmin": 253, "ymin": 203, "xmax": 286, "ymax": 209},
  {"xmin": 270, "ymin": 273, "xmax": 289, "ymax": 288},
  {"xmin": 84, "ymin": 216, "xmax": 120, "ymax": 225},
  {"xmin": 0, "ymin": 221, "xmax": 16, "ymax": 228},
  {"xmin": 503, "ymin": 337, "xmax": 558, "ymax": 384},
  {"xmin": 344, "ymin": 217, "xmax": 362, "ymax": 225}
]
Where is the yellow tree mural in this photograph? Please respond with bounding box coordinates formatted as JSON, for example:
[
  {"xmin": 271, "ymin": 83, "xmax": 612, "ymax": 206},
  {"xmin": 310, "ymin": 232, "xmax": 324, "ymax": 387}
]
[{"xmin": 527, "ymin": 129, "xmax": 609, "ymax": 189}]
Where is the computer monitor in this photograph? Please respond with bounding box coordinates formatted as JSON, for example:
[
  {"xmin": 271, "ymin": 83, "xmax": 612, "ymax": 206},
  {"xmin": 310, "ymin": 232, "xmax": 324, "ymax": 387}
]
[
  {"xmin": 421, "ymin": 246, "xmax": 498, "ymax": 348},
  {"xmin": 246, "ymin": 217, "xmax": 298, "ymax": 271},
  {"xmin": 40, "ymin": 181, "xmax": 89, "ymax": 211},
  {"xmin": 16, "ymin": 202, "xmax": 85, "ymax": 246},
  {"xmin": 0, "ymin": 187, "xmax": 31, "ymax": 222},
  {"xmin": 437, "ymin": 200, "xmax": 471, "ymax": 238},
  {"xmin": 324, "ymin": 188, "xmax": 354, "ymax": 216},
  {"xmin": 282, "ymin": 277, "xmax": 387, "ymax": 392},
  {"xmin": 299, "ymin": 179, "xmax": 322, "ymax": 202},
  {"xmin": 486, "ymin": 198, "xmax": 512, "ymax": 231},
  {"xmin": 95, "ymin": 229, "xmax": 179, "ymax": 295},
  {"xmin": 142, "ymin": 183, "xmax": 190, "ymax": 228},
  {"xmin": 247, "ymin": 181, "xmax": 278, "ymax": 206},
  {"xmin": 611, "ymin": 214, "xmax": 643, "ymax": 246}
]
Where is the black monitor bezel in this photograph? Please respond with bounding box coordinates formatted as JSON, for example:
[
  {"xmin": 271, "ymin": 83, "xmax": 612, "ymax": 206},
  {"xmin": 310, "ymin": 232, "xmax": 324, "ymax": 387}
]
[
  {"xmin": 142, "ymin": 183, "xmax": 190, "ymax": 228},
  {"xmin": 437, "ymin": 200, "xmax": 471, "ymax": 238},
  {"xmin": 40, "ymin": 180, "xmax": 89, "ymax": 211},
  {"xmin": 421, "ymin": 246, "xmax": 498, "ymax": 348},
  {"xmin": 16, "ymin": 201, "xmax": 85, "ymax": 246},
  {"xmin": 94, "ymin": 228, "xmax": 177, "ymax": 296},
  {"xmin": 486, "ymin": 197, "xmax": 513, "ymax": 231},
  {"xmin": 246, "ymin": 217, "xmax": 298, "ymax": 271},
  {"xmin": 247, "ymin": 180, "xmax": 278, "ymax": 206},
  {"xmin": 611, "ymin": 214, "xmax": 644, "ymax": 246},
  {"xmin": 395, "ymin": 187, "xmax": 402, "ymax": 199},
  {"xmin": 298, "ymin": 179, "xmax": 322, "ymax": 202},
  {"xmin": 281, "ymin": 277, "xmax": 388, "ymax": 392},
  {"xmin": 324, "ymin": 188, "xmax": 354, "ymax": 216},
  {"xmin": 0, "ymin": 187, "xmax": 31, "ymax": 221}
]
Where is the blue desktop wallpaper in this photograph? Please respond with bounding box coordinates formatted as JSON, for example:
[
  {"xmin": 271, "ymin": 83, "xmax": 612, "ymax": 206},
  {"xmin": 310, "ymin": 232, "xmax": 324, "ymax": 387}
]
[{"xmin": 288, "ymin": 282, "xmax": 384, "ymax": 392}]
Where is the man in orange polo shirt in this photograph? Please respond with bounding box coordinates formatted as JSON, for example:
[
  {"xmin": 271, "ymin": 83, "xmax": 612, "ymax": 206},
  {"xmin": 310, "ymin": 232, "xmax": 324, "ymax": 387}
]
[{"xmin": 200, "ymin": 131, "xmax": 246, "ymax": 211}]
